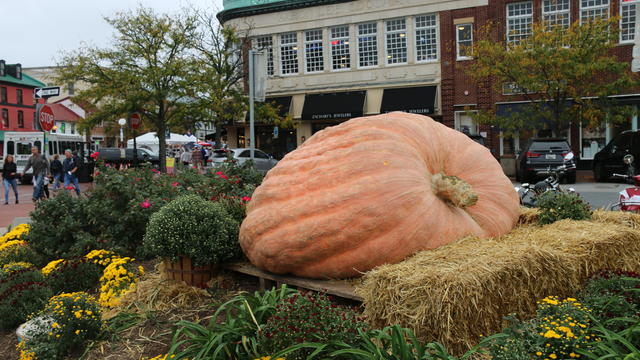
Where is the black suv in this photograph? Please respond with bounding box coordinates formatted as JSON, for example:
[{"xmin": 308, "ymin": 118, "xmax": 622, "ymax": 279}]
[
  {"xmin": 516, "ymin": 138, "xmax": 576, "ymax": 183},
  {"xmin": 593, "ymin": 130, "xmax": 640, "ymax": 181}
]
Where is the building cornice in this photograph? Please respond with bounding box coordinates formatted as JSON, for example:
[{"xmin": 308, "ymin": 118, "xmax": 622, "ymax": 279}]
[{"xmin": 217, "ymin": 0, "xmax": 355, "ymax": 23}]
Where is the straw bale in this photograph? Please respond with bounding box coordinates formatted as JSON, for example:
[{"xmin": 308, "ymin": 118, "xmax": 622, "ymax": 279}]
[
  {"xmin": 357, "ymin": 216, "xmax": 640, "ymax": 355},
  {"xmin": 517, "ymin": 207, "xmax": 539, "ymax": 225}
]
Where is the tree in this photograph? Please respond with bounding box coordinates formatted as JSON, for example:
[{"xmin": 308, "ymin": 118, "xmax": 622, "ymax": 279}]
[
  {"xmin": 467, "ymin": 17, "xmax": 639, "ymax": 136},
  {"xmin": 56, "ymin": 7, "xmax": 198, "ymax": 172},
  {"xmin": 189, "ymin": 11, "xmax": 294, "ymax": 148}
]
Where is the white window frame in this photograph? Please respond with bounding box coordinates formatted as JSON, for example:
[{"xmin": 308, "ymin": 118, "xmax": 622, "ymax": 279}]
[
  {"xmin": 330, "ymin": 25, "xmax": 351, "ymax": 71},
  {"xmin": 620, "ymin": 0, "xmax": 638, "ymax": 43},
  {"xmin": 456, "ymin": 23, "xmax": 473, "ymax": 61},
  {"xmin": 454, "ymin": 111, "xmax": 479, "ymax": 135},
  {"xmin": 580, "ymin": 0, "xmax": 610, "ymax": 24},
  {"xmin": 415, "ymin": 14, "xmax": 439, "ymax": 63},
  {"xmin": 506, "ymin": 1, "xmax": 534, "ymax": 45},
  {"xmin": 256, "ymin": 35, "xmax": 274, "ymax": 76},
  {"xmin": 279, "ymin": 32, "xmax": 299, "ymax": 76},
  {"xmin": 304, "ymin": 29, "xmax": 324, "ymax": 74},
  {"xmin": 385, "ymin": 18, "xmax": 408, "ymax": 66},
  {"xmin": 357, "ymin": 22, "xmax": 379, "ymax": 69},
  {"xmin": 542, "ymin": 0, "xmax": 571, "ymax": 30}
]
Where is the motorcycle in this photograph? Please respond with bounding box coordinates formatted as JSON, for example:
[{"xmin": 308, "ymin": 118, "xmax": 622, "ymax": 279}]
[
  {"xmin": 515, "ymin": 164, "xmax": 576, "ymax": 207},
  {"xmin": 606, "ymin": 173, "xmax": 640, "ymax": 213}
]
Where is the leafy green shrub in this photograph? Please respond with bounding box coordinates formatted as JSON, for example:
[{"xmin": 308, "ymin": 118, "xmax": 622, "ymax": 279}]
[
  {"xmin": 27, "ymin": 192, "xmax": 97, "ymax": 259},
  {"xmin": 0, "ymin": 240, "xmax": 41, "ymax": 267},
  {"xmin": 259, "ymin": 292, "xmax": 368, "ymax": 360},
  {"xmin": 143, "ymin": 194, "xmax": 241, "ymax": 266},
  {"xmin": 20, "ymin": 291, "xmax": 103, "ymax": 360},
  {"xmin": 579, "ymin": 270, "xmax": 640, "ymax": 330},
  {"xmin": 42, "ymin": 258, "xmax": 102, "ymax": 295},
  {"xmin": 169, "ymin": 286, "xmax": 296, "ymax": 359},
  {"xmin": 0, "ymin": 263, "xmax": 52, "ymax": 329},
  {"xmin": 484, "ymin": 296, "xmax": 595, "ymax": 360},
  {"xmin": 537, "ymin": 191, "xmax": 592, "ymax": 225}
]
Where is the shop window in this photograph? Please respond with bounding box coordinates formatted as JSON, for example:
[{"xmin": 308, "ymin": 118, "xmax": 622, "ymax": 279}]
[
  {"xmin": 543, "ymin": 0, "xmax": 570, "ymax": 30},
  {"xmin": 0, "ymin": 87, "xmax": 6, "ymax": 103},
  {"xmin": 456, "ymin": 23, "xmax": 473, "ymax": 60},
  {"xmin": 455, "ymin": 112, "xmax": 478, "ymax": 135},
  {"xmin": 385, "ymin": 18, "xmax": 407, "ymax": 65},
  {"xmin": 304, "ymin": 29, "xmax": 324, "ymax": 73},
  {"xmin": 581, "ymin": 0, "xmax": 609, "ymax": 23},
  {"xmin": 357, "ymin": 22, "xmax": 378, "ymax": 68},
  {"xmin": 17, "ymin": 110, "xmax": 23, "ymax": 128},
  {"xmin": 330, "ymin": 26, "xmax": 350, "ymax": 71},
  {"xmin": 415, "ymin": 14, "xmax": 438, "ymax": 62},
  {"xmin": 256, "ymin": 36, "xmax": 274, "ymax": 75},
  {"xmin": 507, "ymin": 2, "xmax": 533, "ymax": 45},
  {"xmin": 280, "ymin": 33, "xmax": 299, "ymax": 75},
  {"xmin": 620, "ymin": 0, "xmax": 637, "ymax": 43},
  {"xmin": 581, "ymin": 124, "xmax": 606, "ymax": 159},
  {"xmin": 1, "ymin": 109, "xmax": 8, "ymax": 128},
  {"xmin": 16, "ymin": 89, "xmax": 23, "ymax": 105}
]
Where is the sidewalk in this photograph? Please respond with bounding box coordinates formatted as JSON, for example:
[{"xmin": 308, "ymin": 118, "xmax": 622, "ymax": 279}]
[{"xmin": 0, "ymin": 183, "xmax": 90, "ymax": 228}]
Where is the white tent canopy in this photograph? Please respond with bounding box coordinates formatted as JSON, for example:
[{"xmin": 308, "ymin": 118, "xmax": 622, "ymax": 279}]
[{"xmin": 127, "ymin": 132, "xmax": 198, "ymax": 154}]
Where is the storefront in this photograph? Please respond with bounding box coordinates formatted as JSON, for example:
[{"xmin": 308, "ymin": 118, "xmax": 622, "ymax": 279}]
[
  {"xmin": 302, "ymin": 91, "xmax": 366, "ymax": 134},
  {"xmin": 380, "ymin": 86, "xmax": 437, "ymax": 115}
]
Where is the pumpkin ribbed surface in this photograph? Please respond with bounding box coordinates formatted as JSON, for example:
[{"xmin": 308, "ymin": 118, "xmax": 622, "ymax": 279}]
[{"xmin": 239, "ymin": 112, "xmax": 520, "ymax": 279}]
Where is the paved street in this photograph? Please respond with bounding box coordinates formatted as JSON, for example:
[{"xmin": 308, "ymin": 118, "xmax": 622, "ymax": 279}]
[{"xmin": 513, "ymin": 180, "xmax": 630, "ymax": 209}]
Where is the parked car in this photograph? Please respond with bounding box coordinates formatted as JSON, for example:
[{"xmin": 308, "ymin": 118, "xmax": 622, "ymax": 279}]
[
  {"xmin": 593, "ymin": 130, "xmax": 640, "ymax": 182},
  {"xmin": 516, "ymin": 138, "xmax": 576, "ymax": 184},
  {"xmin": 96, "ymin": 148, "xmax": 160, "ymax": 164},
  {"xmin": 467, "ymin": 134, "xmax": 486, "ymax": 147},
  {"xmin": 209, "ymin": 148, "xmax": 278, "ymax": 173}
]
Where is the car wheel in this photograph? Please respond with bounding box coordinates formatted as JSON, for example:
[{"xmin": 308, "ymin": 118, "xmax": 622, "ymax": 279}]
[
  {"xmin": 565, "ymin": 171, "xmax": 576, "ymax": 184},
  {"xmin": 594, "ymin": 162, "xmax": 607, "ymax": 182}
]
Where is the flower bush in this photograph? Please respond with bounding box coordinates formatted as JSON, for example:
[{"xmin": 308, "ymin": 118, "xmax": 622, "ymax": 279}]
[
  {"xmin": 98, "ymin": 256, "xmax": 144, "ymax": 307},
  {"xmin": 578, "ymin": 270, "xmax": 640, "ymax": 330},
  {"xmin": 19, "ymin": 291, "xmax": 102, "ymax": 360},
  {"xmin": 0, "ymin": 239, "xmax": 40, "ymax": 266},
  {"xmin": 537, "ymin": 192, "xmax": 592, "ymax": 225},
  {"xmin": 0, "ymin": 223, "xmax": 29, "ymax": 243},
  {"xmin": 0, "ymin": 263, "xmax": 52, "ymax": 329},
  {"xmin": 42, "ymin": 258, "xmax": 102, "ymax": 295},
  {"xmin": 143, "ymin": 194, "xmax": 241, "ymax": 266},
  {"xmin": 259, "ymin": 291, "xmax": 368, "ymax": 360},
  {"xmin": 85, "ymin": 249, "xmax": 118, "ymax": 267}
]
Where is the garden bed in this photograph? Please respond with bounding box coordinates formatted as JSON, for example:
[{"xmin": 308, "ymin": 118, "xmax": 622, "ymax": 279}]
[{"xmin": 357, "ymin": 209, "xmax": 640, "ymax": 354}]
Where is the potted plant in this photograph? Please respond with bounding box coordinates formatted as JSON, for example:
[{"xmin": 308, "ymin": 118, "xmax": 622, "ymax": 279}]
[{"xmin": 143, "ymin": 194, "xmax": 241, "ymax": 287}]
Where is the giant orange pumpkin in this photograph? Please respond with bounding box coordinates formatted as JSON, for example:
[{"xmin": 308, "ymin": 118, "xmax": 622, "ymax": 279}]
[{"xmin": 239, "ymin": 112, "xmax": 520, "ymax": 279}]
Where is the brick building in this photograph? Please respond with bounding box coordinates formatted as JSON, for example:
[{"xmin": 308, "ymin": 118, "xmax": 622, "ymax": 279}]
[
  {"xmin": 0, "ymin": 60, "xmax": 46, "ymax": 158},
  {"xmin": 218, "ymin": 0, "xmax": 640, "ymax": 169}
]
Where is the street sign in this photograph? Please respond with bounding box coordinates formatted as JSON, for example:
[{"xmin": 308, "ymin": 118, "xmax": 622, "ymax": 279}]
[
  {"xmin": 34, "ymin": 86, "xmax": 61, "ymax": 99},
  {"xmin": 273, "ymin": 126, "xmax": 279, "ymax": 139},
  {"xmin": 130, "ymin": 112, "xmax": 141, "ymax": 129},
  {"xmin": 38, "ymin": 105, "xmax": 55, "ymax": 132}
]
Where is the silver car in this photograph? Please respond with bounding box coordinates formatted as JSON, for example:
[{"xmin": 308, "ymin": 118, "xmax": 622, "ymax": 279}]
[{"xmin": 209, "ymin": 148, "xmax": 278, "ymax": 173}]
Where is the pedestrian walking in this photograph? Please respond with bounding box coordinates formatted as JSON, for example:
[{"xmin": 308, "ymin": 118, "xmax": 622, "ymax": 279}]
[
  {"xmin": 63, "ymin": 149, "xmax": 81, "ymax": 196},
  {"xmin": 2, "ymin": 155, "xmax": 18, "ymax": 205},
  {"xmin": 50, "ymin": 154, "xmax": 63, "ymax": 190},
  {"xmin": 191, "ymin": 146, "xmax": 203, "ymax": 169},
  {"xmin": 38, "ymin": 175, "xmax": 50, "ymax": 199},
  {"xmin": 180, "ymin": 147, "xmax": 192, "ymax": 167},
  {"xmin": 22, "ymin": 146, "xmax": 49, "ymax": 202}
]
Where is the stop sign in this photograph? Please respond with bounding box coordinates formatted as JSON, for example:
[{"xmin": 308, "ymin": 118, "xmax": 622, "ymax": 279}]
[
  {"xmin": 130, "ymin": 112, "xmax": 141, "ymax": 129},
  {"xmin": 39, "ymin": 105, "xmax": 55, "ymax": 132}
]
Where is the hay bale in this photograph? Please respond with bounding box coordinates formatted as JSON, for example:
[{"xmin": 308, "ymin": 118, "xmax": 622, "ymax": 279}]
[
  {"xmin": 357, "ymin": 216, "xmax": 640, "ymax": 354},
  {"xmin": 517, "ymin": 207, "xmax": 539, "ymax": 225}
]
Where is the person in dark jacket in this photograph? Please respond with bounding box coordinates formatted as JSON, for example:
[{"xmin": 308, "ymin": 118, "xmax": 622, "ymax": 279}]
[
  {"xmin": 63, "ymin": 150, "xmax": 81, "ymax": 196},
  {"xmin": 21, "ymin": 146, "xmax": 49, "ymax": 202},
  {"xmin": 2, "ymin": 155, "xmax": 18, "ymax": 204},
  {"xmin": 50, "ymin": 154, "xmax": 63, "ymax": 191}
]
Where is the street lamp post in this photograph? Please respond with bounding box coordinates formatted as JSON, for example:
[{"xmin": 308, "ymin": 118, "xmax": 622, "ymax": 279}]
[{"xmin": 118, "ymin": 118, "xmax": 127, "ymax": 148}]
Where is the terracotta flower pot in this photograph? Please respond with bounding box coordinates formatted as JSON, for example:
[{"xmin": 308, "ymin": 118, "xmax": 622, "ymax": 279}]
[{"xmin": 163, "ymin": 256, "xmax": 218, "ymax": 288}]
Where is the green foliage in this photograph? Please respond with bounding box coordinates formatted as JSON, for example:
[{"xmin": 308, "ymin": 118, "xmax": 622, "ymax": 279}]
[
  {"xmin": 44, "ymin": 258, "xmax": 102, "ymax": 295},
  {"xmin": 259, "ymin": 292, "xmax": 368, "ymax": 360},
  {"xmin": 468, "ymin": 18, "xmax": 640, "ymax": 134},
  {"xmin": 143, "ymin": 194, "xmax": 240, "ymax": 266},
  {"xmin": 27, "ymin": 192, "xmax": 97, "ymax": 260},
  {"xmin": 0, "ymin": 242, "xmax": 41, "ymax": 267},
  {"xmin": 579, "ymin": 270, "xmax": 640, "ymax": 330},
  {"xmin": 0, "ymin": 264, "xmax": 52, "ymax": 329},
  {"xmin": 168, "ymin": 285, "xmax": 297, "ymax": 360},
  {"xmin": 537, "ymin": 191, "xmax": 592, "ymax": 225},
  {"xmin": 22, "ymin": 291, "xmax": 103, "ymax": 360}
]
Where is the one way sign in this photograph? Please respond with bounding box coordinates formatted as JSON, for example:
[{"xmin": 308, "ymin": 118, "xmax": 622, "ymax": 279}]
[{"xmin": 34, "ymin": 86, "xmax": 61, "ymax": 99}]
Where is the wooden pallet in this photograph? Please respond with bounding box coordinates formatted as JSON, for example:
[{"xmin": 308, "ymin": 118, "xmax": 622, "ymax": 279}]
[{"xmin": 223, "ymin": 262, "xmax": 363, "ymax": 301}]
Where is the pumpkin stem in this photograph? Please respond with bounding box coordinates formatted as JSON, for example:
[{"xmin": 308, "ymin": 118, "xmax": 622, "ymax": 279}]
[{"xmin": 431, "ymin": 173, "xmax": 478, "ymax": 208}]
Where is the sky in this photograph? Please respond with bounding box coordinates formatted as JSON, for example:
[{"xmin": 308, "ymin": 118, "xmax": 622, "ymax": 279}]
[{"xmin": 1, "ymin": 0, "xmax": 224, "ymax": 68}]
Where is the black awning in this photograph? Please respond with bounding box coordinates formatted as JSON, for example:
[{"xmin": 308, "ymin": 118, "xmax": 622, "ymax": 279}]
[
  {"xmin": 246, "ymin": 96, "xmax": 292, "ymax": 122},
  {"xmin": 302, "ymin": 91, "xmax": 365, "ymax": 120},
  {"xmin": 380, "ymin": 86, "xmax": 437, "ymax": 115}
]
